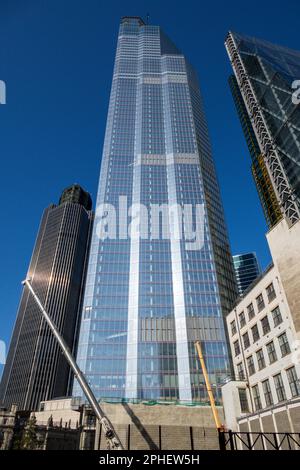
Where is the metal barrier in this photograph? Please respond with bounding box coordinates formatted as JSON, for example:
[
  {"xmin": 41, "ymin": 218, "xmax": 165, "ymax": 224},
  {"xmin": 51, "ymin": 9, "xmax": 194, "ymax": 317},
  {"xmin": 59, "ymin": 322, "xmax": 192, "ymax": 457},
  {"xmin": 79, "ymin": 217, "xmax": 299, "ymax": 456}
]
[{"xmin": 219, "ymin": 429, "xmax": 300, "ymax": 450}]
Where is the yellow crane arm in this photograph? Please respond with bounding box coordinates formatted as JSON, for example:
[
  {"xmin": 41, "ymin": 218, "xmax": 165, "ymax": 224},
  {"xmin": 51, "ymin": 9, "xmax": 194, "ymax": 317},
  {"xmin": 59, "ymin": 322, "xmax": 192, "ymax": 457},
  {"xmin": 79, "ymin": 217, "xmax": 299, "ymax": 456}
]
[{"xmin": 195, "ymin": 340, "xmax": 223, "ymax": 430}]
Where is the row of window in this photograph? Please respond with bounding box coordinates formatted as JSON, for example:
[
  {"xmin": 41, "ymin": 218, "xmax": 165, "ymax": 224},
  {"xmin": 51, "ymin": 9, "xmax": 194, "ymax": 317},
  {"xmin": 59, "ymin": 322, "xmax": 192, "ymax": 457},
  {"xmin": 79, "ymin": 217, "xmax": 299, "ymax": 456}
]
[
  {"xmin": 252, "ymin": 366, "xmax": 300, "ymax": 410},
  {"xmin": 233, "ymin": 282, "xmax": 277, "ymax": 331},
  {"xmin": 236, "ymin": 332, "xmax": 291, "ymax": 377},
  {"xmin": 238, "ymin": 366, "xmax": 300, "ymax": 413},
  {"xmin": 232, "ymin": 306, "xmax": 283, "ymax": 353}
]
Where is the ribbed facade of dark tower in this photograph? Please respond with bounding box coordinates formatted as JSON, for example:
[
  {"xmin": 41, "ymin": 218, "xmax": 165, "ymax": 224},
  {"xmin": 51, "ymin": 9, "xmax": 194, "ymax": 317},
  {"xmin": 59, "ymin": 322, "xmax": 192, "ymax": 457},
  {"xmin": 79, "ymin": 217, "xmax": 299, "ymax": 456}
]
[{"xmin": 0, "ymin": 185, "xmax": 93, "ymax": 411}]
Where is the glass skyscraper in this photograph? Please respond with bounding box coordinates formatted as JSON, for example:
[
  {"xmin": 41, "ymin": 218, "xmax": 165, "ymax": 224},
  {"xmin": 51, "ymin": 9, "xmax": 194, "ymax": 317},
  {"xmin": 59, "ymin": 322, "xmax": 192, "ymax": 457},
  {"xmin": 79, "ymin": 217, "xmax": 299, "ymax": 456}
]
[
  {"xmin": 233, "ymin": 253, "xmax": 261, "ymax": 296},
  {"xmin": 225, "ymin": 32, "xmax": 300, "ymax": 227},
  {"xmin": 74, "ymin": 17, "xmax": 237, "ymax": 403}
]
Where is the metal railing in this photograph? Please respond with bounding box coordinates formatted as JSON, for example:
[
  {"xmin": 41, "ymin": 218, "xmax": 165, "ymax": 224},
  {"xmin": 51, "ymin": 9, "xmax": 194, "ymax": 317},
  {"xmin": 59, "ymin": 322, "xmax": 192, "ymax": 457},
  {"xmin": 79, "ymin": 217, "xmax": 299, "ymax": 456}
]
[{"xmin": 219, "ymin": 429, "xmax": 300, "ymax": 450}]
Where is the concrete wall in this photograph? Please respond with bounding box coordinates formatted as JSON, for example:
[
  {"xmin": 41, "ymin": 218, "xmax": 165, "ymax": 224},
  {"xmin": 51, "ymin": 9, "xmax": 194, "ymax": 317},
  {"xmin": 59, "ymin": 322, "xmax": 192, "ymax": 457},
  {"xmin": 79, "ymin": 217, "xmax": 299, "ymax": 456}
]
[
  {"xmin": 221, "ymin": 380, "xmax": 249, "ymax": 430},
  {"xmin": 39, "ymin": 428, "xmax": 80, "ymax": 450},
  {"xmin": 96, "ymin": 423, "xmax": 219, "ymax": 450},
  {"xmin": 89, "ymin": 402, "xmax": 223, "ymax": 450},
  {"xmin": 33, "ymin": 408, "xmax": 81, "ymax": 429},
  {"xmin": 236, "ymin": 399, "xmax": 300, "ymax": 450},
  {"xmin": 267, "ymin": 218, "xmax": 300, "ymax": 334},
  {"xmin": 31, "ymin": 400, "xmax": 224, "ymax": 450},
  {"xmin": 33, "ymin": 398, "xmax": 82, "ymax": 429},
  {"xmin": 97, "ymin": 402, "xmax": 224, "ymax": 427}
]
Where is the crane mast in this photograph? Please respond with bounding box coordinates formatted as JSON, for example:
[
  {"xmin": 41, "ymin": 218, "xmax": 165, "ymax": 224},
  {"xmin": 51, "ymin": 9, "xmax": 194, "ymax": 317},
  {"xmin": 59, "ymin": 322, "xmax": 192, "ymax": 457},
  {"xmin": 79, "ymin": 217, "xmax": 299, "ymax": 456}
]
[
  {"xmin": 23, "ymin": 278, "xmax": 123, "ymax": 450},
  {"xmin": 195, "ymin": 340, "xmax": 224, "ymax": 431}
]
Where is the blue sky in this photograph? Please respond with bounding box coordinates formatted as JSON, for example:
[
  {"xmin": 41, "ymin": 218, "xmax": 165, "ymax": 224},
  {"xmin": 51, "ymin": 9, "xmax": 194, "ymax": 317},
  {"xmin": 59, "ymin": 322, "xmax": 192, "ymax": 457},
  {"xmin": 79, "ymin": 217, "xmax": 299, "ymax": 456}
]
[{"xmin": 0, "ymin": 0, "xmax": 299, "ymax": 375}]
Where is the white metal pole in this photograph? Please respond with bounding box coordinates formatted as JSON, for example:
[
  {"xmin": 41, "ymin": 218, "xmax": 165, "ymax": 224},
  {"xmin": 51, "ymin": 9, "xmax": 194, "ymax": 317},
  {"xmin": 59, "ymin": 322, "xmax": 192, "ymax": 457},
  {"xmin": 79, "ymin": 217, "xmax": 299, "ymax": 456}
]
[{"xmin": 23, "ymin": 278, "xmax": 123, "ymax": 450}]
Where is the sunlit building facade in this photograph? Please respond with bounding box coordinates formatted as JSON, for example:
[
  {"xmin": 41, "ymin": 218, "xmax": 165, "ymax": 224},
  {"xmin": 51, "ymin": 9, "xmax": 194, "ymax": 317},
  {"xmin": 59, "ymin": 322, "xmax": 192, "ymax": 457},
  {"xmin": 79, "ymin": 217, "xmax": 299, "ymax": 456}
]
[{"xmin": 74, "ymin": 17, "xmax": 237, "ymax": 403}]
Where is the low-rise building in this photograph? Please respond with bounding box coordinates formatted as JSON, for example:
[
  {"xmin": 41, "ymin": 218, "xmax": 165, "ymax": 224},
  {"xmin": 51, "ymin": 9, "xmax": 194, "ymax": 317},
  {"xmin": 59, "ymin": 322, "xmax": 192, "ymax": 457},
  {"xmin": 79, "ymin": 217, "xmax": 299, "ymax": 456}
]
[
  {"xmin": 222, "ymin": 219, "xmax": 300, "ymax": 436},
  {"xmin": 33, "ymin": 397, "xmax": 82, "ymax": 429},
  {"xmin": 0, "ymin": 405, "xmax": 30, "ymax": 450}
]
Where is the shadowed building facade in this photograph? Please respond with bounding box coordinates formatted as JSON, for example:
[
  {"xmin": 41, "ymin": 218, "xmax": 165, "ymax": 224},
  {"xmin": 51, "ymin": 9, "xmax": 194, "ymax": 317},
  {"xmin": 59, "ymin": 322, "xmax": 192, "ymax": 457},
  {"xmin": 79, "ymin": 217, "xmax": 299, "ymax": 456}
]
[{"xmin": 0, "ymin": 185, "xmax": 93, "ymax": 410}]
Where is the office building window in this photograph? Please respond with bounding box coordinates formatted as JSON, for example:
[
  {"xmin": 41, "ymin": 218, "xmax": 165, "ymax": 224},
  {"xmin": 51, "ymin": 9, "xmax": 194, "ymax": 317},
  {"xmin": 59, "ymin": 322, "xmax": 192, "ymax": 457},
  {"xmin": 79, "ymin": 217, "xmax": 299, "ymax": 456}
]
[
  {"xmin": 238, "ymin": 388, "xmax": 249, "ymax": 413},
  {"xmin": 266, "ymin": 341, "xmax": 277, "ymax": 364},
  {"xmin": 261, "ymin": 315, "xmax": 271, "ymax": 335},
  {"xmin": 256, "ymin": 349, "xmax": 266, "ymax": 370},
  {"xmin": 237, "ymin": 362, "xmax": 245, "ymax": 380},
  {"xmin": 272, "ymin": 306, "xmax": 283, "ymax": 327},
  {"xmin": 278, "ymin": 332, "xmax": 290, "ymax": 357},
  {"xmin": 256, "ymin": 293, "xmax": 265, "ymax": 312},
  {"xmin": 274, "ymin": 373, "xmax": 286, "ymax": 402},
  {"xmin": 251, "ymin": 324, "xmax": 260, "ymax": 342},
  {"xmin": 247, "ymin": 356, "xmax": 255, "ymax": 376},
  {"xmin": 234, "ymin": 340, "xmax": 241, "ymax": 357},
  {"xmin": 252, "ymin": 384, "xmax": 262, "ymax": 410},
  {"xmin": 262, "ymin": 379, "xmax": 273, "ymax": 407},
  {"xmin": 247, "ymin": 303, "xmax": 255, "ymax": 321},
  {"xmin": 239, "ymin": 311, "xmax": 246, "ymax": 328},
  {"xmin": 266, "ymin": 283, "xmax": 276, "ymax": 302},
  {"xmin": 243, "ymin": 332, "xmax": 250, "ymax": 349},
  {"xmin": 286, "ymin": 366, "xmax": 300, "ymax": 397},
  {"xmin": 231, "ymin": 320, "xmax": 237, "ymax": 336}
]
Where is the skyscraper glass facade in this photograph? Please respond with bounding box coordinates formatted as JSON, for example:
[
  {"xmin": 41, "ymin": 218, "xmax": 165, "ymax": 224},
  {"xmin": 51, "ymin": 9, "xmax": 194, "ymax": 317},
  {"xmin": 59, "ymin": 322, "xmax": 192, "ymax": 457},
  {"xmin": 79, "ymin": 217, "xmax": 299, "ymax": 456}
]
[
  {"xmin": 74, "ymin": 17, "xmax": 236, "ymax": 403},
  {"xmin": 225, "ymin": 32, "xmax": 300, "ymax": 226},
  {"xmin": 229, "ymin": 75, "xmax": 282, "ymax": 228},
  {"xmin": 233, "ymin": 253, "xmax": 261, "ymax": 296}
]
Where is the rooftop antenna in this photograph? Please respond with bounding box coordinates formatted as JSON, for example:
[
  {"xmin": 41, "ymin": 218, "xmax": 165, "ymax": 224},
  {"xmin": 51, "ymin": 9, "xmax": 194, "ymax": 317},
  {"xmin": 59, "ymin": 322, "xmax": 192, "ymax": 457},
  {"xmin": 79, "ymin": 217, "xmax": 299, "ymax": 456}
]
[{"xmin": 146, "ymin": 13, "xmax": 149, "ymax": 25}]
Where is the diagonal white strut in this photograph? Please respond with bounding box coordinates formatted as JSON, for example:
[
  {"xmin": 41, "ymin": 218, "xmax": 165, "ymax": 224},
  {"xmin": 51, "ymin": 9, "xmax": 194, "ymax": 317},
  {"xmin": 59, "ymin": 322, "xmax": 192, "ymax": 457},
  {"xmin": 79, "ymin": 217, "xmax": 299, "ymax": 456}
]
[{"xmin": 22, "ymin": 278, "xmax": 123, "ymax": 450}]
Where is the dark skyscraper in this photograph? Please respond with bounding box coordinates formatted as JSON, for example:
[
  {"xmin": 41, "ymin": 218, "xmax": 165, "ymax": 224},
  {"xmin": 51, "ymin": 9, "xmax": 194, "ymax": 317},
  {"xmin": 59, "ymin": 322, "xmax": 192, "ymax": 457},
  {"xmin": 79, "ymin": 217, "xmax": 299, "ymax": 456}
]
[
  {"xmin": 73, "ymin": 17, "xmax": 237, "ymax": 404},
  {"xmin": 225, "ymin": 32, "xmax": 300, "ymax": 227},
  {"xmin": 0, "ymin": 185, "xmax": 93, "ymax": 411},
  {"xmin": 233, "ymin": 253, "xmax": 261, "ymax": 295}
]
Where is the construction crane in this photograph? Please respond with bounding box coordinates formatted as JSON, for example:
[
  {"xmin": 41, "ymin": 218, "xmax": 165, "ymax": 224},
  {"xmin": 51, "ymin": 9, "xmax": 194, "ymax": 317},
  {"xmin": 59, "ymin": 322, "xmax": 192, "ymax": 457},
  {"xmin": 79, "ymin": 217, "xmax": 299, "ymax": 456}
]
[
  {"xmin": 22, "ymin": 278, "xmax": 124, "ymax": 450},
  {"xmin": 195, "ymin": 340, "xmax": 224, "ymax": 431}
]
